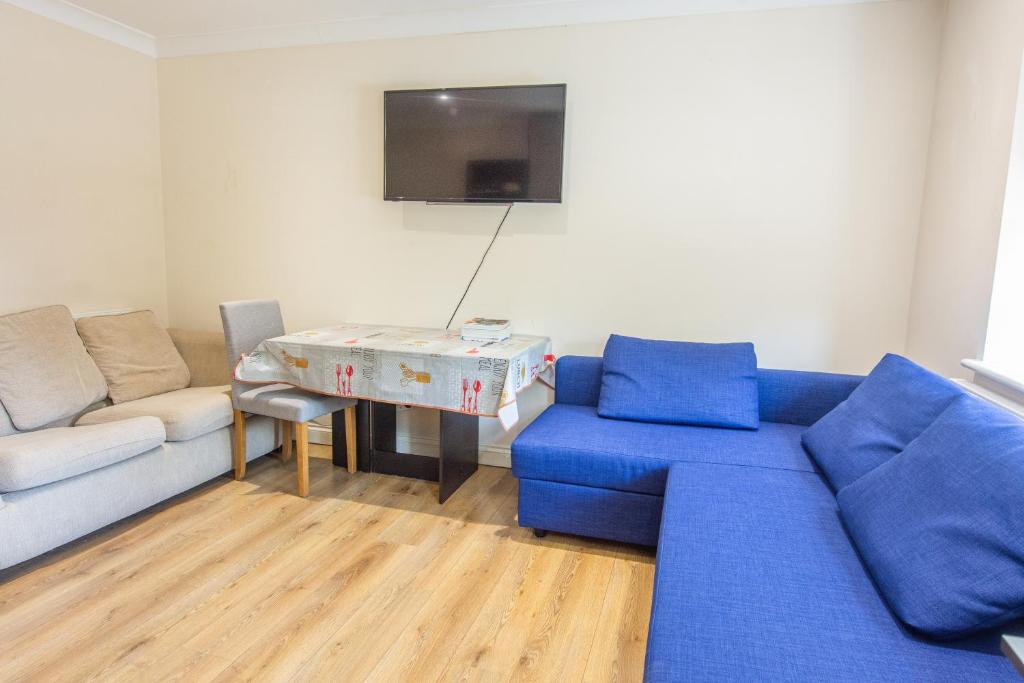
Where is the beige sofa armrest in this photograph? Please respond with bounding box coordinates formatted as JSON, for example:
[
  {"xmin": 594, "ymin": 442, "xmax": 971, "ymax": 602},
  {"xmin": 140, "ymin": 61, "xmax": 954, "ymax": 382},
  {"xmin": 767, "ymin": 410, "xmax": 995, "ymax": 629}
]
[{"xmin": 168, "ymin": 329, "xmax": 230, "ymax": 388}]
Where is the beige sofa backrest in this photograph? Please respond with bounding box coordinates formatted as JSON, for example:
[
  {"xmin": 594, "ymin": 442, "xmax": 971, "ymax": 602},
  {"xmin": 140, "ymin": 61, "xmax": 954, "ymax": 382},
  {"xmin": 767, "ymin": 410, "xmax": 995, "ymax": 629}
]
[{"xmin": 168, "ymin": 329, "xmax": 231, "ymax": 388}]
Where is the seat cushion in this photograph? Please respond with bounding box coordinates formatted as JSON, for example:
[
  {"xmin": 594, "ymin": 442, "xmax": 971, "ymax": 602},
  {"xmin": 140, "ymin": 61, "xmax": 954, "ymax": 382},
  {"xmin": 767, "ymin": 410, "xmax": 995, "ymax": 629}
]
[
  {"xmin": 598, "ymin": 335, "xmax": 759, "ymax": 429},
  {"xmin": 0, "ymin": 305, "xmax": 108, "ymax": 431},
  {"xmin": 644, "ymin": 462, "xmax": 1019, "ymax": 682},
  {"xmin": 802, "ymin": 354, "xmax": 963, "ymax": 491},
  {"xmin": 511, "ymin": 404, "xmax": 813, "ymax": 495},
  {"xmin": 76, "ymin": 386, "xmax": 234, "ymax": 442},
  {"xmin": 76, "ymin": 310, "xmax": 191, "ymax": 404},
  {"xmin": 0, "ymin": 417, "xmax": 165, "ymax": 492},
  {"xmin": 237, "ymin": 383, "xmax": 355, "ymax": 423},
  {"xmin": 838, "ymin": 395, "xmax": 1024, "ymax": 639}
]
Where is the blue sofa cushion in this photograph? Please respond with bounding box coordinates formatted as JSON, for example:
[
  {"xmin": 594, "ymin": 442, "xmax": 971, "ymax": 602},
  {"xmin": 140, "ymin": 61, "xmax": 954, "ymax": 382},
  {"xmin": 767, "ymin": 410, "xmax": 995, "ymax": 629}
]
[
  {"xmin": 511, "ymin": 404, "xmax": 813, "ymax": 496},
  {"xmin": 597, "ymin": 335, "xmax": 759, "ymax": 429},
  {"xmin": 802, "ymin": 354, "xmax": 963, "ymax": 491},
  {"xmin": 838, "ymin": 395, "xmax": 1024, "ymax": 639},
  {"xmin": 644, "ymin": 462, "xmax": 1018, "ymax": 682}
]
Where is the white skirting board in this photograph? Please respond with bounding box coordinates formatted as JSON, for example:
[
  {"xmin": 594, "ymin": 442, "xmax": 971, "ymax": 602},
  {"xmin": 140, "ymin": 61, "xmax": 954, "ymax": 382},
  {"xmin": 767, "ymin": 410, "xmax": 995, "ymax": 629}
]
[{"xmin": 307, "ymin": 423, "xmax": 512, "ymax": 469}]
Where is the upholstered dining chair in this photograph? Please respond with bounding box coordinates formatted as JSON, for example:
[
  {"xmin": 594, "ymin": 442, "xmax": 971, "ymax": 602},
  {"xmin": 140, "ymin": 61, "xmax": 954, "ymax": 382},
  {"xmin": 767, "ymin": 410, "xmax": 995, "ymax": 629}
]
[{"xmin": 219, "ymin": 299, "xmax": 357, "ymax": 497}]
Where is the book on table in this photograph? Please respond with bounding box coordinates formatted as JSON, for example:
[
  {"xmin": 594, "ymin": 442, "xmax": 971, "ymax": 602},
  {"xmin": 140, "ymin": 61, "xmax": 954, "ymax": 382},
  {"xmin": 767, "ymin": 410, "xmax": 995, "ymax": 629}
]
[{"xmin": 461, "ymin": 317, "xmax": 511, "ymax": 343}]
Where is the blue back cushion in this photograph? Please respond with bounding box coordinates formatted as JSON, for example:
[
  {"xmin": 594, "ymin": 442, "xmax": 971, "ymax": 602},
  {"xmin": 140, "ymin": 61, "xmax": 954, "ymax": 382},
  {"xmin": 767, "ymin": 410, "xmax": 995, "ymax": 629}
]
[
  {"xmin": 597, "ymin": 335, "xmax": 759, "ymax": 429},
  {"xmin": 802, "ymin": 354, "xmax": 963, "ymax": 491},
  {"xmin": 838, "ymin": 395, "xmax": 1024, "ymax": 639}
]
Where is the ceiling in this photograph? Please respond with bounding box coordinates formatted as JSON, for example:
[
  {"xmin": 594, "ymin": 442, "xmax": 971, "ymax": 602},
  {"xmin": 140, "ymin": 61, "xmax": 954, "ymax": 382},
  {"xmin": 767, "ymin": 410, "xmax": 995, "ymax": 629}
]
[{"xmin": 6, "ymin": 0, "xmax": 893, "ymax": 57}]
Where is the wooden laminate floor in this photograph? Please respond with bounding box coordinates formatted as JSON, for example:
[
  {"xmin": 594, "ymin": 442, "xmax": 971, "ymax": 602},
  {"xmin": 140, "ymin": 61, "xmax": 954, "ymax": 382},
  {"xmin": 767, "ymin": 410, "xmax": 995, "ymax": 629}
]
[{"xmin": 0, "ymin": 445, "xmax": 655, "ymax": 682}]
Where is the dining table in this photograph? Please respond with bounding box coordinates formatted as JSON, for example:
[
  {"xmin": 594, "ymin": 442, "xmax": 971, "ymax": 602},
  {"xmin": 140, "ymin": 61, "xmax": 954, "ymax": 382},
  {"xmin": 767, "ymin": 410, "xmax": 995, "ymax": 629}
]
[{"xmin": 234, "ymin": 322, "xmax": 554, "ymax": 502}]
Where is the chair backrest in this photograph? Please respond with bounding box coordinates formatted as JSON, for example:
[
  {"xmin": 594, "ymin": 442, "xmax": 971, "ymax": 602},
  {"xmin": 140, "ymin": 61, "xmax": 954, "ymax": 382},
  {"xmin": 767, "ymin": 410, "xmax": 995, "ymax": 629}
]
[{"xmin": 219, "ymin": 299, "xmax": 286, "ymax": 405}]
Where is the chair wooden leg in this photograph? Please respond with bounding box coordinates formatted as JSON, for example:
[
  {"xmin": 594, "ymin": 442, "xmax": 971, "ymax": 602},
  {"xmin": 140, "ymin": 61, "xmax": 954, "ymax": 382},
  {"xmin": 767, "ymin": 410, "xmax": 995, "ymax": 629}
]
[
  {"xmin": 344, "ymin": 406, "xmax": 357, "ymax": 474},
  {"xmin": 232, "ymin": 410, "xmax": 247, "ymax": 481},
  {"xmin": 281, "ymin": 420, "xmax": 294, "ymax": 462},
  {"xmin": 296, "ymin": 421, "xmax": 310, "ymax": 498}
]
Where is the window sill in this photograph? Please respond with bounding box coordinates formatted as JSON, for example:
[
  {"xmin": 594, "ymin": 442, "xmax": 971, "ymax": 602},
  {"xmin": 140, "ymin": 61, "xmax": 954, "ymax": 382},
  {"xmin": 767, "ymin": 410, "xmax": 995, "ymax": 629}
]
[{"xmin": 959, "ymin": 359, "xmax": 1024, "ymax": 418}]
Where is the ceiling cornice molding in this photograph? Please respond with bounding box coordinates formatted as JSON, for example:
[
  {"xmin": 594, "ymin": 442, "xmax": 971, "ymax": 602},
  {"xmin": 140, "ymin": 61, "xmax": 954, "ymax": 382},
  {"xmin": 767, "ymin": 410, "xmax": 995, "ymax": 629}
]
[
  {"xmin": 4, "ymin": 0, "xmax": 156, "ymax": 56},
  {"xmin": 8, "ymin": 0, "xmax": 892, "ymax": 59},
  {"xmin": 155, "ymin": 0, "xmax": 891, "ymax": 57}
]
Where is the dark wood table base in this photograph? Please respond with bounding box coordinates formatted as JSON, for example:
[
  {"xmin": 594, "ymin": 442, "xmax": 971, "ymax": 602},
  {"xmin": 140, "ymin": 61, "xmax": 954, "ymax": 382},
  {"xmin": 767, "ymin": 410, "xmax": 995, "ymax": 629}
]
[{"xmin": 331, "ymin": 400, "xmax": 480, "ymax": 503}]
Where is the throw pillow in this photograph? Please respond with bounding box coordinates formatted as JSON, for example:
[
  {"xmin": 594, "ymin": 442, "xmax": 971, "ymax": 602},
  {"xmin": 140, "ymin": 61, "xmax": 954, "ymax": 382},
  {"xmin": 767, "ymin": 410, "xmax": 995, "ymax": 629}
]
[
  {"xmin": 0, "ymin": 305, "xmax": 108, "ymax": 430},
  {"xmin": 76, "ymin": 310, "xmax": 190, "ymax": 404},
  {"xmin": 802, "ymin": 354, "xmax": 962, "ymax": 491},
  {"xmin": 597, "ymin": 334, "xmax": 759, "ymax": 429},
  {"xmin": 838, "ymin": 395, "xmax": 1024, "ymax": 639}
]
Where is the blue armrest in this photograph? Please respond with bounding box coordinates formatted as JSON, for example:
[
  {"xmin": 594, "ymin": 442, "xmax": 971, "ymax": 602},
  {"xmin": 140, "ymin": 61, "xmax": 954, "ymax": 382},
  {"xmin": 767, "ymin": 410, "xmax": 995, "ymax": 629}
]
[{"xmin": 554, "ymin": 356, "xmax": 603, "ymax": 406}]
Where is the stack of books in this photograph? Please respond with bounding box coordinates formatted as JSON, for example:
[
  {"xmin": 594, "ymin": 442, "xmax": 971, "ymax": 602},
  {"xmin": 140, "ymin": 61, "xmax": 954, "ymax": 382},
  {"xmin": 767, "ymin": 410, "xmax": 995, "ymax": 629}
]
[{"xmin": 461, "ymin": 317, "xmax": 512, "ymax": 343}]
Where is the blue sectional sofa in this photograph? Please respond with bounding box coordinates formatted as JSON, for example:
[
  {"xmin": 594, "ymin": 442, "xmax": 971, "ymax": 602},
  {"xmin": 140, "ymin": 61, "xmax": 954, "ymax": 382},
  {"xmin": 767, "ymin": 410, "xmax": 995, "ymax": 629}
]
[{"xmin": 511, "ymin": 355, "xmax": 1020, "ymax": 681}]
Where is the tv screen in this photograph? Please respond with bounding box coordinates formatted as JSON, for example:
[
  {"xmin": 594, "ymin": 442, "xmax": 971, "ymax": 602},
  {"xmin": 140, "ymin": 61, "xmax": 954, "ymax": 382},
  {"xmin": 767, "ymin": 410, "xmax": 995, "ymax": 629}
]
[{"xmin": 384, "ymin": 84, "xmax": 566, "ymax": 203}]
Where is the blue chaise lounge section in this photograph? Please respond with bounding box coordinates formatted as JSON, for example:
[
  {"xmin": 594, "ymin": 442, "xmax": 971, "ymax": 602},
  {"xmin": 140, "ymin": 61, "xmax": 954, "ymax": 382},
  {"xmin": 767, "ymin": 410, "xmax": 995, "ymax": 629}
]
[
  {"xmin": 646, "ymin": 463, "xmax": 1015, "ymax": 681},
  {"xmin": 510, "ymin": 355, "xmax": 1020, "ymax": 681}
]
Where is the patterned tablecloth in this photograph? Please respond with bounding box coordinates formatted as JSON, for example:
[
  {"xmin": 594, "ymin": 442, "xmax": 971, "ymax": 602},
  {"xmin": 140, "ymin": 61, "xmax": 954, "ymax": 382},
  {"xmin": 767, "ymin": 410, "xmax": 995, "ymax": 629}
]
[{"xmin": 233, "ymin": 323, "xmax": 554, "ymax": 429}]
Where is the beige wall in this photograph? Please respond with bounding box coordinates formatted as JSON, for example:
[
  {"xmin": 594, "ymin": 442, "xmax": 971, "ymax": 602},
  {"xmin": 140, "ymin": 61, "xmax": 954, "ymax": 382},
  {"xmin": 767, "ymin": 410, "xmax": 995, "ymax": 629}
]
[
  {"xmin": 0, "ymin": 3, "xmax": 167, "ymax": 322},
  {"xmin": 7, "ymin": 0, "xmax": 1023, "ymax": 452},
  {"xmin": 905, "ymin": 0, "xmax": 1024, "ymax": 378},
  {"xmin": 158, "ymin": 0, "xmax": 944, "ymax": 448}
]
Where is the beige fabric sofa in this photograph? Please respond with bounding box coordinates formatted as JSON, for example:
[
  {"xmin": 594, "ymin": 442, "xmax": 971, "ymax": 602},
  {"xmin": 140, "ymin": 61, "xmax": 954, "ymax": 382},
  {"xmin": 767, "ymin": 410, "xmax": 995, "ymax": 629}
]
[{"xmin": 0, "ymin": 323, "xmax": 278, "ymax": 571}]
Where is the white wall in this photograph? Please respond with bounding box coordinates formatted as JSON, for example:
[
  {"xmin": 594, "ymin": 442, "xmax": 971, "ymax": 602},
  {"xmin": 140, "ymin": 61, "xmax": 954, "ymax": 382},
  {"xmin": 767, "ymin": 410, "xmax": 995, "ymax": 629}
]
[
  {"xmin": 158, "ymin": 0, "xmax": 944, "ymax": 449},
  {"xmin": 0, "ymin": 3, "xmax": 168, "ymax": 322},
  {"xmin": 905, "ymin": 0, "xmax": 1024, "ymax": 378}
]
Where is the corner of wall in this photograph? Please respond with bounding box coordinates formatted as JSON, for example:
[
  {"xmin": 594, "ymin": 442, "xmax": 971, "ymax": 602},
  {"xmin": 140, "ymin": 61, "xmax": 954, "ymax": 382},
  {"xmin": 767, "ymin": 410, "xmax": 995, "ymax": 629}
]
[
  {"xmin": 903, "ymin": 0, "xmax": 952, "ymax": 363},
  {"xmin": 903, "ymin": 0, "xmax": 1024, "ymax": 378}
]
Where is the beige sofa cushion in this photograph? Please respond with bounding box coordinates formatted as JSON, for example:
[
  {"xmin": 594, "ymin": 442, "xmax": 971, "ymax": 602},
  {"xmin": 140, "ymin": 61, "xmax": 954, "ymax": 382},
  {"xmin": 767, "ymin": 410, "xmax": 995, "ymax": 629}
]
[
  {"xmin": 76, "ymin": 385, "xmax": 233, "ymax": 442},
  {"xmin": 76, "ymin": 311, "xmax": 190, "ymax": 404},
  {"xmin": 0, "ymin": 416, "xmax": 165, "ymax": 493},
  {"xmin": 0, "ymin": 305, "xmax": 108, "ymax": 431}
]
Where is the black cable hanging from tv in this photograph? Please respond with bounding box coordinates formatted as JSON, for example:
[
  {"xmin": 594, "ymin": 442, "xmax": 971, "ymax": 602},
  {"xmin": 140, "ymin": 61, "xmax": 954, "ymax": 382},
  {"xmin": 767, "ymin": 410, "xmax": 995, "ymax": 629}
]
[{"xmin": 444, "ymin": 203, "xmax": 514, "ymax": 331}]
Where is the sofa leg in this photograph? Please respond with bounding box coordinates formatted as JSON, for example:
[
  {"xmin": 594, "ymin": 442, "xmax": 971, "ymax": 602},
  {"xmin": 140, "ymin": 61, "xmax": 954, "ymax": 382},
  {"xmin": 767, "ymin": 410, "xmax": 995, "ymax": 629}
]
[
  {"xmin": 232, "ymin": 410, "xmax": 247, "ymax": 481},
  {"xmin": 296, "ymin": 421, "xmax": 310, "ymax": 498},
  {"xmin": 344, "ymin": 405, "xmax": 357, "ymax": 474},
  {"xmin": 281, "ymin": 420, "xmax": 294, "ymax": 462},
  {"xmin": 533, "ymin": 529, "xmax": 547, "ymax": 538}
]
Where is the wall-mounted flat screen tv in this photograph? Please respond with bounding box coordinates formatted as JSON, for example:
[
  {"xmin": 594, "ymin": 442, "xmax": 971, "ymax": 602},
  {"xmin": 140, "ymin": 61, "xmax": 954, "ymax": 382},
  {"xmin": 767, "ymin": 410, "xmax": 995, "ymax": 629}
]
[{"xmin": 384, "ymin": 84, "xmax": 566, "ymax": 203}]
